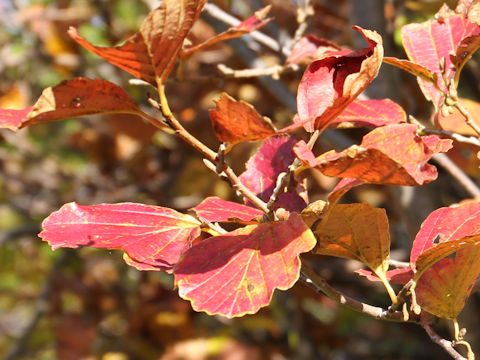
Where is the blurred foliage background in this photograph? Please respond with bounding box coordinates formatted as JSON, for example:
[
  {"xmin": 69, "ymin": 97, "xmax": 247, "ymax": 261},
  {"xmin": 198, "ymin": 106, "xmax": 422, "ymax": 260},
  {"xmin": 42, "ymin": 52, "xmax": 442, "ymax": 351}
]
[{"xmin": 1, "ymin": 0, "xmax": 480, "ymax": 359}]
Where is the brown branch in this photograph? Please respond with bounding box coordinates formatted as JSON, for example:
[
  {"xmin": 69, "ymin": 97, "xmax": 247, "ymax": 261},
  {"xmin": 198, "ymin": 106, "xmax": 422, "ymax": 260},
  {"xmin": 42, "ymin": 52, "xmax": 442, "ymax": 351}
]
[
  {"xmin": 300, "ymin": 262, "xmax": 418, "ymax": 323},
  {"xmin": 432, "ymin": 153, "xmax": 480, "ymax": 198},
  {"xmin": 422, "ymin": 323, "xmax": 468, "ymax": 360}
]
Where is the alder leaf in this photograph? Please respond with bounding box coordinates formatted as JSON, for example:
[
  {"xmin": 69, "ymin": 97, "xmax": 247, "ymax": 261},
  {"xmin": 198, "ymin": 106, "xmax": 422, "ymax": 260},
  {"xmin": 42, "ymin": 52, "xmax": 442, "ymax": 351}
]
[
  {"xmin": 181, "ymin": 6, "xmax": 272, "ymax": 59},
  {"xmin": 329, "ymin": 99, "xmax": 406, "ymax": 129},
  {"xmin": 208, "ymin": 93, "xmax": 276, "ymax": 145},
  {"xmin": 239, "ymin": 135, "xmax": 306, "ymax": 211},
  {"xmin": 286, "ymin": 35, "xmax": 342, "ymax": 66},
  {"xmin": 401, "ymin": 3, "xmax": 480, "ymax": 106},
  {"xmin": 191, "ymin": 196, "xmax": 264, "ymax": 223},
  {"xmin": 174, "ymin": 213, "xmax": 316, "ymax": 318},
  {"xmin": 313, "ymin": 203, "xmax": 390, "ymax": 279},
  {"xmin": 40, "ymin": 202, "xmax": 201, "ymax": 272},
  {"xmin": 295, "ymin": 26, "xmax": 383, "ymax": 132},
  {"xmin": 0, "ymin": 78, "xmax": 154, "ymax": 131},
  {"xmin": 294, "ymin": 124, "xmax": 452, "ymax": 186},
  {"xmin": 69, "ymin": 0, "xmax": 206, "ymax": 86}
]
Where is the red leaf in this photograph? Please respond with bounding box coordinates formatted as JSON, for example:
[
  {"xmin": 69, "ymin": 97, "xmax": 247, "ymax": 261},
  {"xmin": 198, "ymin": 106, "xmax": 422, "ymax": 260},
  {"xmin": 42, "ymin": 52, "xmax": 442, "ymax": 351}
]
[
  {"xmin": 40, "ymin": 202, "xmax": 201, "ymax": 272},
  {"xmin": 191, "ymin": 196, "xmax": 263, "ymax": 223},
  {"xmin": 401, "ymin": 4, "xmax": 480, "ymax": 106},
  {"xmin": 208, "ymin": 93, "xmax": 276, "ymax": 145},
  {"xmin": 286, "ymin": 35, "xmax": 342, "ymax": 66},
  {"xmin": 356, "ymin": 267, "xmax": 413, "ymax": 285},
  {"xmin": 174, "ymin": 213, "xmax": 316, "ymax": 317},
  {"xmin": 295, "ymin": 124, "xmax": 452, "ymax": 186},
  {"xmin": 69, "ymin": 0, "xmax": 206, "ymax": 86},
  {"xmin": 295, "ymin": 26, "xmax": 383, "ymax": 132},
  {"xmin": 329, "ymin": 99, "xmax": 406, "ymax": 129},
  {"xmin": 239, "ymin": 136, "xmax": 305, "ymax": 211},
  {"xmin": 327, "ymin": 178, "xmax": 364, "ymax": 205},
  {"xmin": 182, "ymin": 6, "xmax": 272, "ymax": 59},
  {"xmin": 0, "ymin": 108, "xmax": 32, "ymax": 131},
  {"xmin": 411, "ymin": 200, "xmax": 480, "ymax": 266},
  {"xmin": 0, "ymin": 78, "xmax": 152, "ymax": 131}
]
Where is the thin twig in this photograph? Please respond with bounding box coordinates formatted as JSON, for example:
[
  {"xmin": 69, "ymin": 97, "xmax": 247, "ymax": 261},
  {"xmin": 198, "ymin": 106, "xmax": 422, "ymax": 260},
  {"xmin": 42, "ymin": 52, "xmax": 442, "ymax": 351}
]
[
  {"xmin": 217, "ymin": 63, "xmax": 297, "ymax": 79},
  {"xmin": 202, "ymin": 3, "xmax": 290, "ymax": 57},
  {"xmin": 432, "ymin": 153, "xmax": 480, "ymax": 198},
  {"xmin": 422, "ymin": 322, "xmax": 468, "ymax": 360},
  {"xmin": 159, "ymin": 97, "xmax": 269, "ymax": 213},
  {"xmin": 389, "ymin": 259, "xmax": 410, "ymax": 268},
  {"xmin": 420, "ymin": 128, "xmax": 480, "ymax": 147},
  {"xmin": 300, "ymin": 262, "xmax": 418, "ymax": 323}
]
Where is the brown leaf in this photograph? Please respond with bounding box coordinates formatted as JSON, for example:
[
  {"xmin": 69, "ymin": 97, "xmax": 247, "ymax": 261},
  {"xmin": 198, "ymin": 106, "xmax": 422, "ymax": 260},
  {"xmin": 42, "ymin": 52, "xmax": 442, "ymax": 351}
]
[
  {"xmin": 209, "ymin": 93, "xmax": 276, "ymax": 145},
  {"xmin": 69, "ymin": 0, "xmax": 207, "ymax": 86}
]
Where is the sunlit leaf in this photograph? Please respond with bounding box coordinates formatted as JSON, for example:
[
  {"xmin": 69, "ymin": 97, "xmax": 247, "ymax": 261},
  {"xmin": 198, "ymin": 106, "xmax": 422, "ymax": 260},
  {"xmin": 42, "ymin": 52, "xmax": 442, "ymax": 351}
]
[
  {"xmin": 208, "ymin": 93, "xmax": 276, "ymax": 145},
  {"xmin": 295, "ymin": 124, "xmax": 452, "ymax": 186},
  {"xmin": 415, "ymin": 243, "xmax": 480, "ymax": 318},
  {"xmin": 0, "ymin": 78, "xmax": 154, "ymax": 131},
  {"xmin": 410, "ymin": 200, "xmax": 480, "ymax": 265},
  {"xmin": 69, "ymin": 0, "xmax": 207, "ymax": 86},
  {"xmin": 382, "ymin": 57, "xmax": 437, "ymax": 83},
  {"xmin": 401, "ymin": 3, "xmax": 480, "ymax": 106},
  {"xmin": 192, "ymin": 196, "xmax": 264, "ymax": 223},
  {"xmin": 40, "ymin": 202, "xmax": 201, "ymax": 272},
  {"xmin": 435, "ymin": 97, "xmax": 480, "ymax": 135},
  {"xmin": 174, "ymin": 213, "xmax": 316, "ymax": 317},
  {"xmin": 329, "ymin": 99, "xmax": 406, "ymax": 129},
  {"xmin": 294, "ymin": 26, "xmax": 383, "ymax": 132},
  {"xmin": 314, "ymin": 203, "xmax": 390, "ymax": 278}
]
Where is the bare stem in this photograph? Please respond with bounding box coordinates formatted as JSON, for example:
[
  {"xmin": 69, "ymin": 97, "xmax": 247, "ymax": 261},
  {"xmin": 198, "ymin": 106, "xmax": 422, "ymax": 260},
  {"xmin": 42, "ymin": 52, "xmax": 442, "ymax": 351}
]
[
  {"xmin": 300, "ymin": 262, "xmax": 417, "ymax": 323},
  {"xmin": 422, "ymin": 322, "xmax": 469, "ymax": 360},
  {"xmin": 157, "ymin": 87, "xmax": 268, "ymax": 213},
  {"xmin": 432, "ymin": 153, "xmax": 480, "ymax": 198}
]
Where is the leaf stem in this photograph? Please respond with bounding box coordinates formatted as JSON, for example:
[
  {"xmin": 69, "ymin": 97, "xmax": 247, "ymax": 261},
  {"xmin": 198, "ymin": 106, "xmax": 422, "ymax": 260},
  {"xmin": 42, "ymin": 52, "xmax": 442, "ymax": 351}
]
[{"xmin": 422, "ymin": 322, "xmax": 469, "ymax": 360}]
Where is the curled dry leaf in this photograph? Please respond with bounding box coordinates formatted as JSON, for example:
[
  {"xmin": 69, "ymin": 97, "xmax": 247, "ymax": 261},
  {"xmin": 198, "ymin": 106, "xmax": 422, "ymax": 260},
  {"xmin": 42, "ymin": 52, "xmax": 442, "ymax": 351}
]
[
  {"xmin": 294, "ymin": 124, "xmax": 452, "ymax": 186},
  {"xmin": 329, "ymin": 99, "xmax": 406, "ymax": 129},
  {"xmin": 209, "ymin": 93, "xmax": 276, "ymax": 146},
  {"xmin": 0, "ymin": 78, "xmax": 155, "ymax": 131},
  {"xmin": 69, "ymin": 0, "xmax": 207, "ymax": 86},
  {"xmin": 294, "ymin": 26, "xmax": 383, "ymax": 133},
  {"xmin": 174, "ymin": 213, "xmax": 316, "ymax": 318},
  {"xmin": 40, "ymin": 202, "xmax": 201, "ymax": 272}
]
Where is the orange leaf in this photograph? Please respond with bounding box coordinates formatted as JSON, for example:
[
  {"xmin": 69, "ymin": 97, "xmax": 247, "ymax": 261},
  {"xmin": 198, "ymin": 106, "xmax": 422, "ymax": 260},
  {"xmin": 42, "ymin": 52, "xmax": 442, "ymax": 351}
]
[
  {"xmin": 174, "ymin": 213, "xmax": 316, "ymax": 317},
  {"xmin": 313, "ymin": 203, "xmax": 390, "ymax": 278},
  {"xmin": 69, "ymin": 0, "xmax": 206, "ymax": 86},
  {"xmin": 295, "ymin": 124, "xmax": 452, "ymax": 186},
  {"xmin": 209, "ymin": 93, "xmax": 276, "ymax": 145}
]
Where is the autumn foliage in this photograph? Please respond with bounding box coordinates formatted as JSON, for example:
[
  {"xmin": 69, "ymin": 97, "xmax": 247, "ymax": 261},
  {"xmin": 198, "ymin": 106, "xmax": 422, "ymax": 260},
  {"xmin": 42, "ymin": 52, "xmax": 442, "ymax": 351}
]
[{"xmin": 3, "ymin": 0, "xmax": 480, "ymax": 359}]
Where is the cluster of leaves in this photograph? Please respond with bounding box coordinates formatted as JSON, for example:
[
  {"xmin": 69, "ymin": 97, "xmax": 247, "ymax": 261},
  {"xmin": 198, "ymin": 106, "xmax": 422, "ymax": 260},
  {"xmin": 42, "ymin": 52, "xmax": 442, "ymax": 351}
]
[{"xmin": 2, "ymin": 0, "xmax": 480, "ymax": 358}]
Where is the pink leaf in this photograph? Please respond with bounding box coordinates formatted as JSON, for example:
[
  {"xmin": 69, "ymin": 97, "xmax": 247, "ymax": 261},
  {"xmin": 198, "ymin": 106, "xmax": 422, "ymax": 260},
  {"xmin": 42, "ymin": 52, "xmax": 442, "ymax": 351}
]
[
  {"xmin": 191, "ymin": 197, "xmax": 264, "ymax": 223},
  {"xmin": 40, "ymin": 202, "xmax": 201, "ymax": 272}
]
